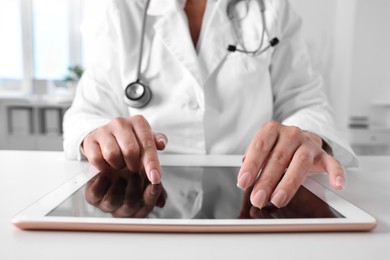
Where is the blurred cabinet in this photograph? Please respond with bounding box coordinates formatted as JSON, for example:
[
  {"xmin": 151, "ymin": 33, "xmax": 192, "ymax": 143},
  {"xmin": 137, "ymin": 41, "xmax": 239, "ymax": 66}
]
[
  {"xmin": 0, "ymin": 96, "xmax": 71, "ymax": 151},
  {"xmin": 349, "ymin": 128, "xmax": 390, "ymax": 155}
]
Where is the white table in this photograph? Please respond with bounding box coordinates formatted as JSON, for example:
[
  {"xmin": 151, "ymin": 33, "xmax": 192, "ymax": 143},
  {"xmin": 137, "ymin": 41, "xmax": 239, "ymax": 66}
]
[{"xmin": 1, "ymin": 151, "xmax": 389, "ymax": 260}]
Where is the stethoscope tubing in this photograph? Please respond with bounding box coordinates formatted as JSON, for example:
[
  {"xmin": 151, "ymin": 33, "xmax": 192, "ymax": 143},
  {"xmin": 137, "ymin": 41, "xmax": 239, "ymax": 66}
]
[
  {"xmin": 125, "ymin": 0, "xmax": 278, "ymax": 108},
  {"xmin": 136, "ymin": 0, "xmax": 151, "ymax": 81}
]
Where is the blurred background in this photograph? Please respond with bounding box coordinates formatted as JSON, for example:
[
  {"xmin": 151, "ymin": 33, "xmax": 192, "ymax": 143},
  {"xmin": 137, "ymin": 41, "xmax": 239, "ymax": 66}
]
[{"xmin": 0, "ymin": 0, "xmax": 389, "ymax": 155}]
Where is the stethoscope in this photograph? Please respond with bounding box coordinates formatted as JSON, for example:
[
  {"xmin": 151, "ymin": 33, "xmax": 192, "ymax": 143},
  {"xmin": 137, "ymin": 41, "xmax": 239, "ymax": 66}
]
[
  {"xmin": 226, "ymin": 0, "xmax": 280, "ymax": 55},
  {"xmin": 125, "ymin": 0, "xmax": 280, "ymax": 108}
]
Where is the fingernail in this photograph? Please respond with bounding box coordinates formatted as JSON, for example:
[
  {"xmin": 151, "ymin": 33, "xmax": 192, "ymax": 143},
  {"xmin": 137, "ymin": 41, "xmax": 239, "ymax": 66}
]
[
  {"xmin": 150, "ymin": 169, "xmax": 160, "ymax": 184},
  {"xmin": 237, "ymin": 172, "xmax": 252, "ymax": 190},
  {"xmin": 158, "ymin": 137, "xmax": 167, "ymax": 147},
  {"xmin": 271, "ymin": 190, "xmax": 288, "ymax": 208},
  {"xmin": 250, "ymin": 190, "xmax": 268, "ymax": 209},
  {"xmin": 335, "ymin": 176, "xmax": 345, "ymax": 189}
]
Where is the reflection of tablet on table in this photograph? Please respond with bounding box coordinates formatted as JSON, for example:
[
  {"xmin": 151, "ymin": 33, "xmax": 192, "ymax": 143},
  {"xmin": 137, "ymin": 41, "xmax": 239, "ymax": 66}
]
[{"xmin": 12, "ymin": 155, "xmax": 377, "ymax": 232}]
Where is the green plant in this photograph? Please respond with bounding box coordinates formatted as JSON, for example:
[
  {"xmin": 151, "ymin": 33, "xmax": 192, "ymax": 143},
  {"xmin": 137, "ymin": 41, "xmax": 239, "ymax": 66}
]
[{"xmin": 64, "ymin": 65, "xmax": 84, "ymax": 84}]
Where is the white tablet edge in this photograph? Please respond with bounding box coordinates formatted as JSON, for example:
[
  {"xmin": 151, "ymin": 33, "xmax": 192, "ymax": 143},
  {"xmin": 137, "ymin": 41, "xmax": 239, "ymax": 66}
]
[{"xmin": 12, "ymin": 154, "xmax": 377, "ymax": 232}]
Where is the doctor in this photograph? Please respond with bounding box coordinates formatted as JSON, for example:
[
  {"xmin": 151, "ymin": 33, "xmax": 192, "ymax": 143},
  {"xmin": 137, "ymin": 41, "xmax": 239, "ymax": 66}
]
[{"xmin": 63, "ymin": 0, "xmax": 358, "ymax": 209}]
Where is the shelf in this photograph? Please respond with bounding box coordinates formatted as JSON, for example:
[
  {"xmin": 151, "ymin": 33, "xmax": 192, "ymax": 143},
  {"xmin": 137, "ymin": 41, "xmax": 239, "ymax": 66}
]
[
  {"xmin": 349, "ymin": 128, "xmax": 390, "ymax": 145},
  {"xmin": 0, "ymin": 96, "xmax": 70, "ymax": 151}
]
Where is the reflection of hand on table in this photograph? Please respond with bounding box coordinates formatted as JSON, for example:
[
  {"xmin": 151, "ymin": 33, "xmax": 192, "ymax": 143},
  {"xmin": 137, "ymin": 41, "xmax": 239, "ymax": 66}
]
[
  {"xmin": 85, "ymin": 168, "xmax": 167, "ymax": 218},
  {"xmin": 239, "ymin": 183, "xmax": 339, "ymax": 219}
]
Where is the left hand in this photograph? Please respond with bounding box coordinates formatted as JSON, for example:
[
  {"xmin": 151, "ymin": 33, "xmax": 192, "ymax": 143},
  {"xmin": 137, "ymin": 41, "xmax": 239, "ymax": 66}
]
[{"xmin": 237, "ymin": 121, "xmax": 345, "ymax": 209}]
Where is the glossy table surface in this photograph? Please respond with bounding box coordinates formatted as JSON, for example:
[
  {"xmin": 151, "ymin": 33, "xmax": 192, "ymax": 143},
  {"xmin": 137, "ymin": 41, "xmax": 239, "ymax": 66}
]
[{"xmin": 1, "ymin": 151, "xmax": 389, "ymax": 260}]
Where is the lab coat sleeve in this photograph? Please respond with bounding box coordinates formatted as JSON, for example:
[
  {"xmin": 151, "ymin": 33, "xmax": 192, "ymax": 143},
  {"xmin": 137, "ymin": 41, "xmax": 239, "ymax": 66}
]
[
  {"xmin": 270, "ymin": 0, "xmax": 358, "ymax": 167},
  {"xmin": 63, "ymin": 1, "xmax": 129, "ymax": 160}
]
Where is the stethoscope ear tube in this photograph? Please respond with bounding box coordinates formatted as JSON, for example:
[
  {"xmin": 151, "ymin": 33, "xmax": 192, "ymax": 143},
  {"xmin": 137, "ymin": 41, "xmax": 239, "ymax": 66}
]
[{"xmin": 227, "ymin": 0, "xmax": 279, "ymax": 56}]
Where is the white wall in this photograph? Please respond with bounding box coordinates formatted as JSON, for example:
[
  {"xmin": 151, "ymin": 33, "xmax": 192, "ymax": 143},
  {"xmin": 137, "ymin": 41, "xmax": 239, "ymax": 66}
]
[
  {"xmin": 289, "ymin": 0, "xmax": 356, "ymax": 135},
  {"xmin": 349, "ymin": 0, "xmax": 390, "ymax": 117},
  {"xmin": 290, "ymin": 0, "xmax": 390, "ymax": 130}
]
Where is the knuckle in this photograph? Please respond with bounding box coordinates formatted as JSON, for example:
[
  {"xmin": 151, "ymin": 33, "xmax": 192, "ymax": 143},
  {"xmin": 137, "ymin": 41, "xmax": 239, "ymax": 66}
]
[
  {"xmin": 93, "ymin": 127, "xmax": 105, "ymax": 137},
  {"xmin": 142, "ymin": 138, "xmax": 156, "ymax": 151},
  {"xmin": 333, "ymin": 165, "xmax": 344, "ymax": 176},
  {"xmin": 103, "ymin": 148, "xmax": 121, "ymax": 163},
  {"xmin": 259, "ymin": 177, "xmax": 277, "ymax": 188},
  {"xmin": 313, "ymin": 152, "xmax": 326, "ymax": 164},
  {"xmin": 244, "ymin": 160, "xmax": 261, "ymax": 172},
  {"xmin": 86, "ymin": 191, "xmax": 101, "ymax": 205},
  {"xmin": 132, "ymin": 115, "xmax": 148, "ymax": 125},
  {"xmin": 263, "ymin": 121, "xmax": 279, "ymax": 132},
  {"xmin": 284, "ymin": 177, "xmax": 301, "ymax": 192},
  {"xmin": 252, "ymin": 139, "xmax": 270, "ymax": 154},
  {"xmin": 100, "ymin": 201, "xmax": 116, "ymax": 213},
  {"xmin": 270, "ymin": 150, "xmax": 289, "ymax": 166},
  {"xmin": 88, "ymin": 152, "xmax": 103, "ymax": 166},
  {"xmin": 83, "ymin": 133, "xmax": 94, "ymax": 144},
  {"xmin": 110, "ymin": 117, "xmax": 125, "ymax": 128},
  {"xmin": 297, "ymin": 150, "xmax": 313, "ymax": 165},
  {"xmin": 122, "ymin": 143, "xmax": 140, "ymax": 158},
  {"xmin": 286, "ymin": 126, "xmax": 302, "ymax": 141}
]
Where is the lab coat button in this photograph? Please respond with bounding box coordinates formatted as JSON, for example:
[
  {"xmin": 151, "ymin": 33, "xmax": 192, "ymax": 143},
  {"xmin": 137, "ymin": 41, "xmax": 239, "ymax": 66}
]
[
  {"xmin": 188, "ymin": 100, "xmax": 199, "ymax": 110},
  {"xmin": 187, "ymin": 190, "xmax": 199, "ymax": 201}
]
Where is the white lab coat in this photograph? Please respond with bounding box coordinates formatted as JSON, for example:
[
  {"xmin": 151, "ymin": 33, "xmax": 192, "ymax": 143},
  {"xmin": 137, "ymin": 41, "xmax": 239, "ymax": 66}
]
[{"xmin": 63, "ymin": 0, "xmax": 358, "ymax": 167}]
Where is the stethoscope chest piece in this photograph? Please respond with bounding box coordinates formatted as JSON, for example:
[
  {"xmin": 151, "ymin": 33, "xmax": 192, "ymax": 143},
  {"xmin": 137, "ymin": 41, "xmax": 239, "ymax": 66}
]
[{"xmin": 124, "ymin": 80, "xmax": 152, "ymax": 108}]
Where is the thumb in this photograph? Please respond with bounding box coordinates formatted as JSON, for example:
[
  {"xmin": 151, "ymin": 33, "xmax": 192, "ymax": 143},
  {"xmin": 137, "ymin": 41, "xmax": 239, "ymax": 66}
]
[{"xmin": 153, "ymin": 133, "xmax": 168, "ymax": 150}]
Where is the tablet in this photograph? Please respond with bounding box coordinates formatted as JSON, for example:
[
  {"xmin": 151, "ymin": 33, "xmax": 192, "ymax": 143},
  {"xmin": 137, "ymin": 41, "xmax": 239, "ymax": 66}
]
[{"xmin": 12, "ymin": 155, "xmax": 376, "ymax": 233}]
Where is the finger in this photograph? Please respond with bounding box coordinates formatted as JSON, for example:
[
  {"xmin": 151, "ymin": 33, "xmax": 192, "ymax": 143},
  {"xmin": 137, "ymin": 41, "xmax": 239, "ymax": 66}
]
[
  {"xmin": 154, "ymin": 132, "xmax": 168, "ymax": 150},
  {"xmin": 130, "ymin": 184, "xmax": 163, "ymax": 218},
  {"xmin": 269, "ymin": 147, "xmax": 313, "ymax": 208},
  {"xmin": 156, "ymin": 190, "xmax": 167, "ymax": 208},
  {"xmin": 237, "ymin": 122, "xmax": 279, "ymax": 190},
  {"xmin": 113, "ymin": 174, "xmax": 145, "ymax": 216},
  {"xmin": 321, "ymin": 154, "xmax": 346, "ymax": 190},
  {"xmin": 113, "ymin": 128, "xmax": 141, "ymax": 173},
  {"xmin": 99, "ymin": 133, "xmax": 127, "ymax": 170},
  {"xmin": 112, "ymin": 201, "xmax": 141, "ymax": 218},
  {"xmin": 112, "ymin": 183, "xmax": 143, "ymax": 218},
  {"xmin": 98, "ymin": 177, "xmax": 127, "ymax": 213},
  {"xmin": 143, "ymin": 184, "xmax": 163, "ymax": 206},
  {"xmin": 250, "ymin": 128, "xmax": 302, "ymax": 209},
  {"xmin": 83, "ymin": 140, "xmax": 111, "ymax": 171},
  {"xmin": 238, "ymin": 188, "xmax": 253, "ymax": 219},
  {"xmin": 85, "ymin": 174, "xmax": 111, "ymax": 205},
  {"xmin": 132, "ymin": 116, "xmax": 161, "ymax": 184},
  {"xmin": 113, "ymin": 183, "xmax": 144, "ymax": 217},
  {"xmin": 249, "ymin": 206, "xmax": 273, "ymax": 219}
]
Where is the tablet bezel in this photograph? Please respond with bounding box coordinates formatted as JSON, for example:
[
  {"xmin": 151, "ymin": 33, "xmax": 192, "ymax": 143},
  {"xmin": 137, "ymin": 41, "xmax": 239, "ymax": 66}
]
[{"xmin": 12, "ymin": 154, "xmax": 377, "ymax": 232}]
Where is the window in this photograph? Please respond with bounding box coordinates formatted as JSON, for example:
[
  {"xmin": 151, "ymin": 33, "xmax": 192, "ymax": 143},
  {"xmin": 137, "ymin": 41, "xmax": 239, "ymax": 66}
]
[
  {"xmin": 32, "ymin": 0, "xmax": 70, "ymax": 80},
  {"xmin": 81, "ymin": 0, "xmax": 106, "ymax": 66},
  {"xmin": 0, "ymin": 0, "xmax": 23, "ymax": 90},
  {"xmin": 0, "ymin": 0, "xmax": 84, "ymax": 93}
]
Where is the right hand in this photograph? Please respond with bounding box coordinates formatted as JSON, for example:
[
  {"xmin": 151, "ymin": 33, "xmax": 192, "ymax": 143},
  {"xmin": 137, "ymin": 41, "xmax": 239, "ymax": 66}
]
[
  {"xmin": 85, "ymin": 168, "xmax": 167, "ymax": 218},
  {"xmin": 82, "ymin": 115, "xmax": 168, "ymax": 184}
]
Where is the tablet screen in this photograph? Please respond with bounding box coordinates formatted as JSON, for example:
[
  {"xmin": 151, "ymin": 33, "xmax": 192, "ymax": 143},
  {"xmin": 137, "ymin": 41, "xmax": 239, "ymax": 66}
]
[{"xmin": 47, "ymin": 166, "xmax": 344, "ymax": 219}]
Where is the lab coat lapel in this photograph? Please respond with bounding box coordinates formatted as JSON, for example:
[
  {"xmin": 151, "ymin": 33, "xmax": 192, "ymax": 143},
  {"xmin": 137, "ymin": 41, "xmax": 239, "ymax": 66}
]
[
  {"xmin": 198, "ymin": 0, "xmax": 235, "ymax": 84},
  {"xmin": 150, "ymin": 0, "xmax": 204, "ymax": 86}
]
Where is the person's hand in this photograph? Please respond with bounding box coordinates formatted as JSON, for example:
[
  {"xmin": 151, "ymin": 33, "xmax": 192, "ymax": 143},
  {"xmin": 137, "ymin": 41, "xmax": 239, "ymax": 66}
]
[
  {"xmin": 85, "ymin": 168, "xmax": 167, "ymax": 218},
  {"xmin": 238, "ymin": 185, "xmax": 339, "ymax": 219},
  {"xmin": 237, "ymin": 121, "xmax": 345, "ymax": 209},
  {"xmin": 82, "ymin": 115, "xmax": 167, "ymax": 184}
]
